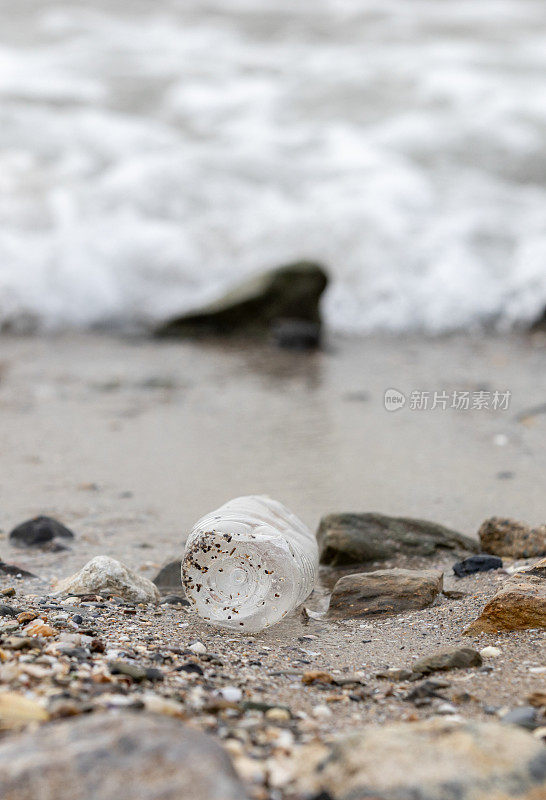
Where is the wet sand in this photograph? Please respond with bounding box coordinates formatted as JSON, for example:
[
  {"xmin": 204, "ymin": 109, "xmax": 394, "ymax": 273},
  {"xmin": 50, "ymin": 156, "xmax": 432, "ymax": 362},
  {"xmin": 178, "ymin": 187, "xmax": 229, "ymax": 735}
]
[{"xmin": 1, "ymin": 331, "xmax": 545, "ymax": 579}]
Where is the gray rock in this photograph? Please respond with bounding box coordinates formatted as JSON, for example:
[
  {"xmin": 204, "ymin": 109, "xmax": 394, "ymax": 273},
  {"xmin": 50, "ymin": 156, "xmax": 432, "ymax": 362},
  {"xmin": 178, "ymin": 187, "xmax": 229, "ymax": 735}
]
[
  {"xmin": 154, "ymin": 261, "xmax": 328, "ymax": 339},
  {"xmin": 502, "ymin": 706, "xmax": 540, "ymax": 731},
  {"xmin": 412, "ymin": 647, "xmax": 482, "ymax": 674},
  {"xmin": 0, "ymin": 712, "xmax": 247, "ymax": 800},
  {"xmin": 291, "ymin": 718, "xmax": 546, "ymax": 800},
  {"xmin": 318, "ymin": 512, "xmax": 478, "ymax": 566},
  {"xmin": 152, "ymin": 559, "xmax": 184, "ymax": 594},
  {"xmin": 327, "ymin": 568, "xmax": 443, "ymax": 619},
  {"xmin": 376, "ymin": 668, "xmax": 413, "ymax": 681},
  {"xmin": 54, "ymin": 556, "xmax": 160, "ymax": 603}
]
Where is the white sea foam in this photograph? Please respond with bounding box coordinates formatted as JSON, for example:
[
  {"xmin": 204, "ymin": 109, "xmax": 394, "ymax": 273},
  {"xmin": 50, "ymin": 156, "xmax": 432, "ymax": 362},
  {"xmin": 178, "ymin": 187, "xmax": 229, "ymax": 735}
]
[{"xmin": 1, "ymin": 0, "xmax": 546, "ymax": 333}]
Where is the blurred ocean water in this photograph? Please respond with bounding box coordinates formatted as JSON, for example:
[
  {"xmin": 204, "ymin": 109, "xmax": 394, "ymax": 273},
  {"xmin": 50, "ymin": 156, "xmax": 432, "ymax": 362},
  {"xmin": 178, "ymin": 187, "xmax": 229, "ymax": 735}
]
[{"xmin": 1, "ymin": 0, "xmax": 546, "ymax": 333}]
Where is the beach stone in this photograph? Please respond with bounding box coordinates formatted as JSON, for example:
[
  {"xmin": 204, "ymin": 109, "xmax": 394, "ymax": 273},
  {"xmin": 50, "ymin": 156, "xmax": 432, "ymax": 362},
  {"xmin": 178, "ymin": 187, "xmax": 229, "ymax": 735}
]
[
  {"xmin": 479, "ymin": 516, "xmax": 546, "ymax": 558},
  {"xmin": 152, "ymin": 559, "xmax": 184, "ymax": 594},
  {"xmin": 464, "ymin": 558, "xmax": 546, "ymax": 633},
  {"xmin": 0, "ymin": 712, "xmax": 247, "ymax": 800},
  {"xmin": 53, "ymin": 556, "xmax": 160, "ymax": 603},
  {"xmin": 453, "ymin": 554, "xmax": 503, "ymax": 577},
  {"xmin": 291, "ymin": 718, "xmax": 546, "ymax": 800},
  {"xmin": 503, "ymin": 706, "xmax": 541, "ymax": 731},
  {"xmin": 154, "ymin": 261, "xmax": 328, "ymax": 339},
  {"xmin": 318, "ymin": 513, "xmax": 478, "ymax": 565},
  {"xmin": 376, "ymin": 668, "xmax": 413, "ymax": 681},
  {"xmin": 327, "ymin": 568, "xmax": 443, "ymax": 619},
  {"xmin": 412, "ymin": 647, "xmax": 482, "ymax": 674},
  {"xmin": 9, "ymin": 516, "xmax": 75, "ymax": 548}
]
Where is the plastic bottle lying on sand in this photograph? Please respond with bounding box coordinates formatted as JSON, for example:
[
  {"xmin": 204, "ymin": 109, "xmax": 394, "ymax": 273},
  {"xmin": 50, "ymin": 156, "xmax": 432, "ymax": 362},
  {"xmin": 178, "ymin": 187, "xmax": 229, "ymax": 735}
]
[{"xmin": 181, "ymin": 495, "xmax": 318, "ymax": 633}]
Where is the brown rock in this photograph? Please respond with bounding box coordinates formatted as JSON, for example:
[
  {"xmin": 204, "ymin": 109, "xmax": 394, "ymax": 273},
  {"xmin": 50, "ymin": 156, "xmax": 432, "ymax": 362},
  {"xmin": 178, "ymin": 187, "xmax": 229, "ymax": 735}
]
[
  {"xmin": 479, "ymin": 516, "xmax": 546, "ymax": 558},
  {"xmin": 327, "ymin": 568, "xmax": 443, "ymax": 619},
  {"xmin": 412, "ymin": 647, "xmax": 482, "ymax": 674},
  {"xmin": 465, "ymin": 558, "xmax": 546, "ymax": 634},
  {"xmin": 0, "ymin": 712, "xmax": 247, "ymax": 800},
  {"xmin": 291, "ymin": 718, "xmax": 546, "ymax": 800},
  {"xmin": 302, "ymin": 671, "xmax": 335, "ymax": 685},
  {"xmin": 0, "ymin": 693, "xmax": 49, "ymax": 730}
]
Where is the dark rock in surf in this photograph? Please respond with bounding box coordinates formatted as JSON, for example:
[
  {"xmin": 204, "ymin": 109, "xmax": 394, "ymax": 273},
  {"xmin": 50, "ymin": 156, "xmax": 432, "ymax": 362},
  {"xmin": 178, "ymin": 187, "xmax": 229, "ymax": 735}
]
[{"xmin": 154, "ymin": 262, "xmax": 328, "ymax": 340}]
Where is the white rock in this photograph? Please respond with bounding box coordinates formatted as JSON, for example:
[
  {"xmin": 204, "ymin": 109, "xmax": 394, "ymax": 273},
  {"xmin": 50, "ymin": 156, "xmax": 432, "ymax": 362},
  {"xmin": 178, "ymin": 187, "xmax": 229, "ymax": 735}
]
[
  {"xmin": 189, "ymin": 641, "xmax": 206, "ymax": 655},
  {"xmin": 480, "ymin": 646, "xmax": 502, "ymax": 659},
  {"xmin": 312, "ymin": 704, "xmax": 332, "ymax": 719},
  {"xmin": 217, "ymin": 686, "xmax": 242, "ymax": 703},
  {"xmin": 437, "ymin": 703, "xmax": 458, "ymax": 715},
  {"xmin": 53, "ymin": 556, "xmax": 159, "ymax": 603}
]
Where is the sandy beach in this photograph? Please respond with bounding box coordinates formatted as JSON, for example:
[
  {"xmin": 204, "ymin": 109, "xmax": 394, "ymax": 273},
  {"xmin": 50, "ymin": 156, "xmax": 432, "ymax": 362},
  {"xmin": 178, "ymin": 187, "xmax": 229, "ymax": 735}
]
[{"xmin": 0, "ymin": 331, "xmax": 544, "ymax": 798}]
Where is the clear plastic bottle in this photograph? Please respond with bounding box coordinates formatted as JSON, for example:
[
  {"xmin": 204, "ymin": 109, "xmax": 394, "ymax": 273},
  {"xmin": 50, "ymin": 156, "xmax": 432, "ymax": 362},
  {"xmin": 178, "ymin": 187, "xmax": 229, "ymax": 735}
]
[{"xmin": 181, "ymin": 495, "xmax": 318, "ymax": 633}]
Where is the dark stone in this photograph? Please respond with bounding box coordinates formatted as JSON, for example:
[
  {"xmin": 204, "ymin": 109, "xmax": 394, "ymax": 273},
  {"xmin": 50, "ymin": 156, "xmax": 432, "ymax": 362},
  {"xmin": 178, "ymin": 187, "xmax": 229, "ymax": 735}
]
[
  {"xmin": 318, "ymin": 513, "xmax": 478, "ymax": 566},
  {"xmin": 152, "ymin": 560, "xmax": 183, "ymax": 594},
  {"xmin": 0, "ymin": 604, "xmax": 17, "ymax": 617},
  {"xmin": 177, "ymin": 662, "xmax": 204, "ymax": 675},
  {"xmin": 9, "ymin": 516, "xmax": 75, "ymax": 548},
  {"xmin": 0, "ymin": 561, "xmax": 37, "ymax": 579},
  {"xmin": 271, "ymin": 318, "xmax": 321, "ymax": 350},
  {"xmin": 154, "ymin": 262, "xmax": 328, "ymax": 339},
  {"xmin": 405, "ymin": 679, "xmax": 450, "ymax": 702},
  {"xmin": 0, "ymin": 712, "xmax": 247, "ymax": 800},
  {"xmin": 453, "ymin": 554, "xmax": 503, "ymax": 577},
  {"xmin": 412, "ymin": 647, "xmax": 482, "ymax": 675}
]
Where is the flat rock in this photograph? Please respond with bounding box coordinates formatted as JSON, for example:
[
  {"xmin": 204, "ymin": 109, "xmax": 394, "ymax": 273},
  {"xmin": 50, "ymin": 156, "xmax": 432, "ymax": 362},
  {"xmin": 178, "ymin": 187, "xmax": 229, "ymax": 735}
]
[
  {"xmin": 53, "ymin": 556, "xmax": 160, "ymax": 603},
  {"xmin": 479, "ymin": 516, "xmax": 546, "ymax": 558},
  {"xmin": 412, "ymin": 647, "xmax": 482, "ymax": 674},
  {"xmin": 9, "ymin": 516, "xmax": 75, "ymax": 548},
  {"xmin": 0, "ymin": 712, "xmax": 247, "ymax": 800},
  {"xmin": 453, "ymin": 554, "xmax": 503, "ymax": 577},
  {"xmin": 154, "ymin": 261, "xmax": 328, "ymax": 339},
  {"xmin": 327, "ymin": 568, "xmax": 443, "ymax": 619},
  {"xmin": 291, "ymin": 718, "xmax": 546, "ymax": 800},
  {"xmin": 318, "ymin": 513, "xmax": 478, "ymax": 565},
  {"xmin": 464, "ymin": 558, "xmax": 546, "ymax": 634}
]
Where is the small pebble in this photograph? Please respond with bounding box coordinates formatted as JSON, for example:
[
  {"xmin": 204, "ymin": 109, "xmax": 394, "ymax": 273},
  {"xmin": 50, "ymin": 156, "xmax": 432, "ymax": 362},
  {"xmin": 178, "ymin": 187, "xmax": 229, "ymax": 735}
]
[
  {"xmin": 480, "ymin": 646, "xmax": 502, "ymax": 659},
  {"xmin": 189, "ymin": 641, "xmax": 206, "ymax": 655}
]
